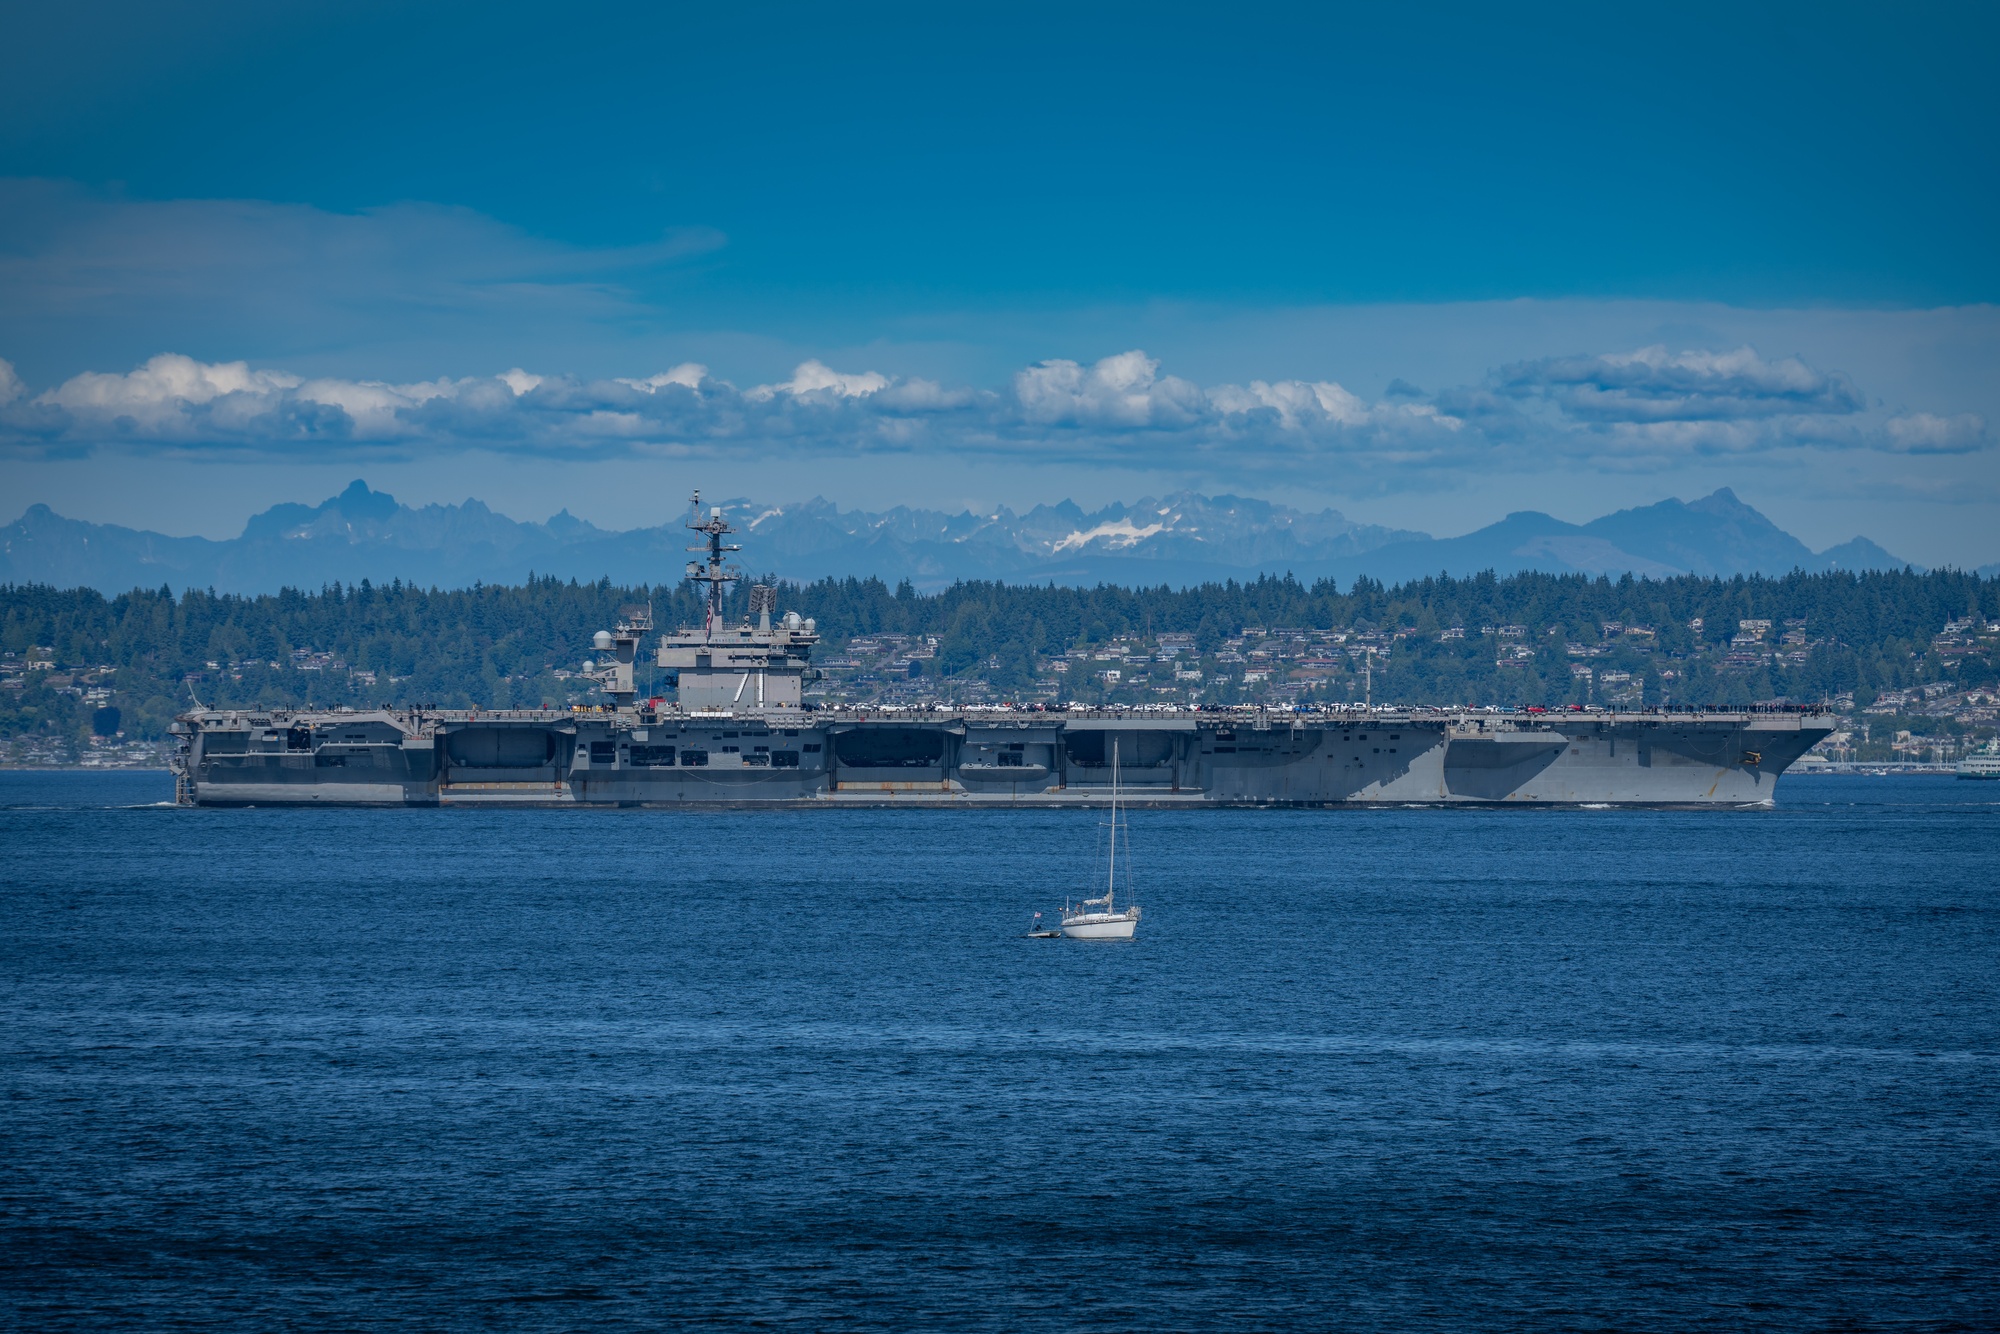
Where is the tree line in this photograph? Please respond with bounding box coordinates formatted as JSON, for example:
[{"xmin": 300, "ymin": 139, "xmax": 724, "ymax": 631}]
[{"xmin": 2, "ymin": 566, "xmax": 1993, "ymax": 744}]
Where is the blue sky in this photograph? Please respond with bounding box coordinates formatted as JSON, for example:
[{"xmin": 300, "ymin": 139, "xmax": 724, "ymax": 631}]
[{"xmin": 2, "ymin": 1, "xmax": 1996, "ymax": 562}]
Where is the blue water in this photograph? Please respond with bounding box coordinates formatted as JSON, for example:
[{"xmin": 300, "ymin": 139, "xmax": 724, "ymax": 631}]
[{"xmin": 3, "ymin": 772, "xmax": 1995, "ymax": 1331}]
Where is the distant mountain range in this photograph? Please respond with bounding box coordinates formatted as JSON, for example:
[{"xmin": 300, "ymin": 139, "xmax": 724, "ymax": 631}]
[{"xmin": 0, "ymin": 481, "xmax": 1945, "ymax": 597}]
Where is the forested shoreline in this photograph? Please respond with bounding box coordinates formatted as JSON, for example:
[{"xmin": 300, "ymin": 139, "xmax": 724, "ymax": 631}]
[{"xmin": 3, "ymin": 567, "xmax": 1995, "ymax": 750}]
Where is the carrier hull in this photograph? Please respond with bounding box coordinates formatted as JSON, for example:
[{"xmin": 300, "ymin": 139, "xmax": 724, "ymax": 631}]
[{"xmin": 171, "ymin": 707, "xmax": 1832, "ymax": 808}]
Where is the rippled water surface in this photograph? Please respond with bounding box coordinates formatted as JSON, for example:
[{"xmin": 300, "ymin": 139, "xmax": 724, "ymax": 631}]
[{"xmin": 3, "ymin": 771, "xmax": 1995, "ymax": 1331}]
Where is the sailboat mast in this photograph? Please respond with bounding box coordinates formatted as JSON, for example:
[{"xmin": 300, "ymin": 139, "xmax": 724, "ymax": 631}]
[{"xmin": 1107, "ymin": 738, "xmax": 1118, "ymax": 907}]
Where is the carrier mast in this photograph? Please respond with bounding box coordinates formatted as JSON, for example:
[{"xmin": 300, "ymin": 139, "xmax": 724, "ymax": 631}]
[{"xmin": 684, "ymin": 491, "xmax": 741, "ymax": 642}]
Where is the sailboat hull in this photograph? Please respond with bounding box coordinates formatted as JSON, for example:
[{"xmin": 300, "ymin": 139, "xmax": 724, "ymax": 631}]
[{"xmin": 1060, "ymin": 912, "xmax": 1139, "ymax": 940}]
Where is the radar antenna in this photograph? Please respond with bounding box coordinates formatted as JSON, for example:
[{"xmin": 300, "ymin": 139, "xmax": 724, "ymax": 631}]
[{"xmin": 684, "ymin": 490, "xmax": 741, "ymax": 641}]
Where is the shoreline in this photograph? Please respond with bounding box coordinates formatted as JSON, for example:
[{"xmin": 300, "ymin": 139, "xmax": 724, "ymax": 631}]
[
  {"xmin": 0, "ymin": 764, "xmax": 1975, "ymax": 779},
  {"xmin": 0, "ymin": 765, "xmax": 172, "ymax": 773},
  {"xmin": 1791, "ymin": 766, "xmax": 1965, "ymax": 777}
]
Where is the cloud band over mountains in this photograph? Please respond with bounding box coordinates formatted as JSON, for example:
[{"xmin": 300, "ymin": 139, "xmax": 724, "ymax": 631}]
[{"xmin": 0, "ymin": 343, "xmax": 1983, "ymax": 474}]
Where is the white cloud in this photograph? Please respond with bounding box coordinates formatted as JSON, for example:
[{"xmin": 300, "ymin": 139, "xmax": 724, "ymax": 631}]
[
  {"xmin": 1208, "ymin": 377, "xmax": 1461, "ymax": 436},
  {"xmin": 1882, "ymin": 411, "xmax": 1988, "ymax": 455},
  {"xmin": 0, "ymin": 358, "xmax": 23, "ymax": 405},
  {"xmin": 1013, "ymin": 351, "xmax": 1205, "ymax": 427},
  {"xmin": 24, "ymin": 356, "xmax": 555, "ymax": 445},
  {"xmin": 1210, "ymin": 378, "xmax": 1367, "ymax": 427},
  {"xmin": 746, "ymin": 359, "xmax": 890, "ymax": 401},
  {"xmin": 1435, "ymin": 342, "xmax": 1987, "ymax": 465},
  {"xmin": 1496, "ymin": 344, "xmax": 1864, "ymax": 422},
  {"xmin": 616, "ymin": 364, "xmax": 707, "ymax": 393},
  {"xmin": 872, "ymin": 377, "xmax": 980, "ymax": 411},
  {"xmin": 0, "ymin": 344, "xmax": 1981, "ymax": 473},
  {"xmin": 34, "ymin": 353, "xmax": 314, "ymax": 440},
  {"xmin": 45, "ymin": 353, "xmax": 301, "ymax": 417},
  {"xmin": 294, "ymin": 376, "xmax": 465, "ymax": 433}
]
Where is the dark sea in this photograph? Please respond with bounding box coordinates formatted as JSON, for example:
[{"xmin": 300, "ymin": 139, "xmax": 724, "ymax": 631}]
[{"xmin": 3, "ymin": 772, "xmax": 1995, "ymax": 1332}]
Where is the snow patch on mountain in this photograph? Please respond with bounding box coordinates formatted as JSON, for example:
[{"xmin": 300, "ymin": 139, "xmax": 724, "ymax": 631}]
[{"xmin": 1052, "ymin": 519, "xmax": 1169, "ymax": 553}]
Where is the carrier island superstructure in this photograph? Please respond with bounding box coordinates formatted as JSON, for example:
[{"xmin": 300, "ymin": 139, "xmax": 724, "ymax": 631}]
[{"xmin": 171, "ymin": 495, "xmax": 1835, "ymax": 808}]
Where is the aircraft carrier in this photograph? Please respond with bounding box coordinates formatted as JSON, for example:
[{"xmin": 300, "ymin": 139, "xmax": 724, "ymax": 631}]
[{"xmin": 170, "ymin": 496, "xmax": 1835, "ymax": 808}]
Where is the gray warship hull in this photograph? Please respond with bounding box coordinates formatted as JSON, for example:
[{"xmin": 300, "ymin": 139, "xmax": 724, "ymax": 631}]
[
  {"xmin": 171, "ymin": 706, "xmax": 1833, "ymax": 808},
  {"xmin": 167, "ymin": 493, "xmax": 1834, "ymax": 809}
]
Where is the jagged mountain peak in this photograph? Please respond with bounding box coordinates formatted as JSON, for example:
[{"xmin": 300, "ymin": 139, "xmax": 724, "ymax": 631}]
[
  {"xmin": 330, "ymin": 478, "xmax": 399, "ymax": 520},
  {"xmin": 0, "ymin": 483, "xmax": 1933, "ymax": 596},
  {"xmin": 1580, "ymin": 489, "xmax": 1816, "ymax": 577},
  {"xmin": 543, "ymin": 508, "xmax": 605, "ymax": 538}
]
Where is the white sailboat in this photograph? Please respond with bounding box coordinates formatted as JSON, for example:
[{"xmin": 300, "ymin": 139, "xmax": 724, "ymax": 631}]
[{"xmin": 1061, "ymin": 738, "xmax": 1142, "ymax": 940}]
